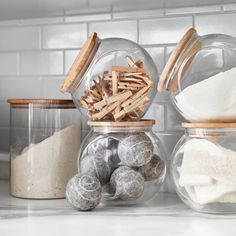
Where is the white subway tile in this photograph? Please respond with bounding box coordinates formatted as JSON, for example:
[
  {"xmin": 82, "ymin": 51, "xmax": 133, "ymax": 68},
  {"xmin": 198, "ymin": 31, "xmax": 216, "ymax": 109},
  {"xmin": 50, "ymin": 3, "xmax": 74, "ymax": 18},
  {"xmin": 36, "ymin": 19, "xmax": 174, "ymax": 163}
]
[
  {"xmin": 0, "ymin": 53, "xmax": 18, "ymax": 75},
  {"xmin": 113, "ymin": 9, "xmax": 164, "ymax": 20},
  {"xmin": 65, "ymin": 50, "xmax": 80, "ymax": 73},
  {"xmin": 20, "ymin": 17, "xmax": 64, "ymax": 25},
  {"xmin": 65, "ymin": 7, "xmax": 112, "ymax": 15},
  {"xmin": 166, "ymin": 103, "xmax": 184, "ymax": 131},
  {"xmin": 0, "ymin": 77, "xmax": 42, "ymax": 100},
  {"xmin": 195, "ymin": 13, "xmax": 236, "ymax": 36},
  {"xmin": 223, "ymin": 3, "xmax": 236, "ymax": 11},
  {"xmin": 41, "ymin": 77, "xmax": 70, "ymax": 99},
  {"xmin": 65, "ymin": 13, "xmax": 111, "ymax": 23},
  {"xmin": 144, "ymin": 47, "xmax": 165, "ymax": 73},
  {"xmin": 20, "ymin": 51, "xmax": 63, "ymax": 75},
  {"xmin": 0, "ymin": 27, "xmax": 40, "ymax": 51},
  {"xmin": 0, "ymin": 128, "xmax": 9, "ymax": 152},
  {"xmin": 139, "ymin": 17, "xmax": 192, "ymax": 45},
  {"xmin": 143, "ymin": 103, "xmax": 165, "ymax": 132},
  {"xmin": 0, "ymin": 101, "xmax": 10, "ymax": 127},
  {"xmin": 42, "ymin": 24, "xmax": 87, "ymax": 49},
  {"xmin": 157, "ymin": 132, "xmax": 183, "ymax": 160},
  {"xmin": 89, "ymin": 20, "xmax": 137, "ymax": 42},
  {"xmin": 166, "ymin": 5, "xmax": 221, "ymax": 15}
]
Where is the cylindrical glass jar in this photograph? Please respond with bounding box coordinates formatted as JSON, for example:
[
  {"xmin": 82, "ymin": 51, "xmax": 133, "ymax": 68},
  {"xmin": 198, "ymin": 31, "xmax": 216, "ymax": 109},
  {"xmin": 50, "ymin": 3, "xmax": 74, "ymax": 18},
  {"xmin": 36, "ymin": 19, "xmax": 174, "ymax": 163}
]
[
  {"xmin": 8, "ymin": 99, "xmax": 81, "ymax": 199},
  {"xmin": 77, "ymin": 120, "xmax": 166, "ymax": 206},
  {"xmin": 158, "ymin": 27, "xmax": 236, "ymax": 122},
  {"xmin": 171, "ymin": 122, "xmax": 236, "ymax": 214},
  {"xmin": 61, "ymin": 32, "xmax": 159, "ymax": 121}
]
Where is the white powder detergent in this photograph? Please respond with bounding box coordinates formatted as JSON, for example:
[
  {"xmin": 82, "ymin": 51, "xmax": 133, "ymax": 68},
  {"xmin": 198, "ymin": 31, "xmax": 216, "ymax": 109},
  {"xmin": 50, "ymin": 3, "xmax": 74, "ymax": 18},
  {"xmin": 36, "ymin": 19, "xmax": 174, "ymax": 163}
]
[
  {"xmin": 11, "ymin": 124, "xmax": 81, "ymax": 199},
  {"xmin": 175, "ymin": 67, "xmax": 236, "ymax": 121},
  {"xmin": 179, "ymin": 139, "xmax": 236, "ymax": 205}
]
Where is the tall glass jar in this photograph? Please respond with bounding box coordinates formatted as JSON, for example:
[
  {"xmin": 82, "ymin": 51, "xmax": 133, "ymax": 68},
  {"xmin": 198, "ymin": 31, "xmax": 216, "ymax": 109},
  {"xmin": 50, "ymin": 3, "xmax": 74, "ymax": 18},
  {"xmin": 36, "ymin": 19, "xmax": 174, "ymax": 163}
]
[
  {"xmin": 8, "ymin": 99, "xmax": 81, "ymax": 199},
  {"xmin": 171, "ymin": 122, "xmax": 236, "ymax": 213},
  {"xmin": 77, "ymin": 120, "xmax": 166, "ymax": 206},
  {"xmin": 158, "ymin": 27, "xmax": 236, "ymax": 122},
  {"xmin": 60, "ymin": 32, "xmax": 159, "ymax": 122}
]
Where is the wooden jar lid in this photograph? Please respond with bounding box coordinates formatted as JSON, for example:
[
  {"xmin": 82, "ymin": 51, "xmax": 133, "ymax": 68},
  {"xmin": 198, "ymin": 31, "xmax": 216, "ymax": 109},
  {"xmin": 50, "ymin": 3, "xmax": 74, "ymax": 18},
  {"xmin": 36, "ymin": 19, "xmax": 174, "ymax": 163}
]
[
  {"xmin": 88, "ymin": 119, "xmax": 155, "ymax": 128},
  {"xmin": 182, "ymin": 122, "xmax": 236, "ymax": 128},
  {"xmin": 158, "ymin": 28, "xmax": 200, "ymax": 92},
  {"xmin": 60, "ymin": 32, "xmax": 100, "ymax": 93},
  {"xmin": 7, "ymin": 99, "xmax": 74, "ymax": 105}
]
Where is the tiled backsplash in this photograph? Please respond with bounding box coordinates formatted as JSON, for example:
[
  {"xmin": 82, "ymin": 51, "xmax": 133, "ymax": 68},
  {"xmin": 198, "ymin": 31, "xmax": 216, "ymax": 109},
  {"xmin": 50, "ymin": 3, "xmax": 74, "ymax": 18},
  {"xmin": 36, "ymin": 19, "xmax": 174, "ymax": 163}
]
[{"xmin": 1, "ymin": 3, "xmax": 236, "ymax": 189}]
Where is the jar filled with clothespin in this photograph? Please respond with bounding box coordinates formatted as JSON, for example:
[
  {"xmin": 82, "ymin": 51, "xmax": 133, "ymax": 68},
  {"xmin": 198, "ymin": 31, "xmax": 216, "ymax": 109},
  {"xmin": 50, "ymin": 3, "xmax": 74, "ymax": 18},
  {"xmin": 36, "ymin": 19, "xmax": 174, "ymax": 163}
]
[
  {"xmin": 60, "ymin": 32, "xmax": 158, "ymax": 122},
  {"xmin": 172, "ymin": 122, "xmax": 236, "ymax": 214}
]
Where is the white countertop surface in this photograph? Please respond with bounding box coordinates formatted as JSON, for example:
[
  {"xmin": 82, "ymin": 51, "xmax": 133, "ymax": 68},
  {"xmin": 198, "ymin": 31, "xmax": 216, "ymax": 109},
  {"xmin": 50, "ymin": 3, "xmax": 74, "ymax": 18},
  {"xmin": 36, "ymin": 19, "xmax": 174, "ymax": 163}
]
[{"xmin": 0, "ymin": 180, "xmax": 236, "ymax": 236}]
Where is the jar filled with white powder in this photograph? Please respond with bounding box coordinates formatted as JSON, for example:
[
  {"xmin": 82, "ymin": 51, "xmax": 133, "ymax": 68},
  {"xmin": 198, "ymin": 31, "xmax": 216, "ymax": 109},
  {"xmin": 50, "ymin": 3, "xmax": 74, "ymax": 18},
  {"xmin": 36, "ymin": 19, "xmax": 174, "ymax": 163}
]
[
  {"xmin": 8, "ymin": 99, "xmax": 81, "ymax": 199},
  {"xmin": 158, "ymin": 28, "xmax": 236, "ymax": 122},
  {"xmin": 172, "ymin": 122, "xmax": 236, "ymax": 213}
]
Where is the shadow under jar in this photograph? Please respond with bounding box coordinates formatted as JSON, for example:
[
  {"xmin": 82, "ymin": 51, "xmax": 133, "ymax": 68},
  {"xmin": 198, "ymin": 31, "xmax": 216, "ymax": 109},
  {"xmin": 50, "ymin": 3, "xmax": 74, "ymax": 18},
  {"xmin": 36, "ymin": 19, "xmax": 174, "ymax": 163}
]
[
  {"xmin": 77, "ymin": 120, "xmax": 166, "ymax": 206},
  {"xmin": 158, "ymin": 27, "xmax": 236, "ymax": 122},
  {"xmin": 8, "ymin": 99, "xmax": 81, "ymax": 199},
  {"xmin": 171, "ymin": 122, "xmax": 236, "ymax": 214},
  {"xmin": 60, "ymin": 32, "xmax": 158, "ymax": 122}
]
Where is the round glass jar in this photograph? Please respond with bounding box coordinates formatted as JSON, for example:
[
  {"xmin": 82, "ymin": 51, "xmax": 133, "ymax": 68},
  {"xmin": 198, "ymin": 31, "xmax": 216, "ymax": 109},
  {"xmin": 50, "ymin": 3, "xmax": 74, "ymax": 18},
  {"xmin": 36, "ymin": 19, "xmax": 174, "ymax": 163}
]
[
  {"xmin": 171, "ymin": 122, "xmax": 236, "ymax": 214},
  {"xmin": 158, "ymin": 28, "xmax": 236, "ymax": 122},
  {"xmin": 77, "ymin": 120, "xmax": 166, "ymax": 206},
  {"xmin": 61, "ymin": 32, "xmax": 158, "ymax": 122},
  {"xmin": 8, "ymin": 99, "xmax": 81, "ymax": 199}
]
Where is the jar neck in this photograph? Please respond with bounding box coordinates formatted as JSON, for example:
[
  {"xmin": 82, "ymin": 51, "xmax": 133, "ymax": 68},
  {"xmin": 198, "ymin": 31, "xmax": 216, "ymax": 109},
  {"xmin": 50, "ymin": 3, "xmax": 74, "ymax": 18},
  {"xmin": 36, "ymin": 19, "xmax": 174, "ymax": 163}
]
[{"xmin": 186, "ymin": 128, "xmax": 236, "ymax": 137}]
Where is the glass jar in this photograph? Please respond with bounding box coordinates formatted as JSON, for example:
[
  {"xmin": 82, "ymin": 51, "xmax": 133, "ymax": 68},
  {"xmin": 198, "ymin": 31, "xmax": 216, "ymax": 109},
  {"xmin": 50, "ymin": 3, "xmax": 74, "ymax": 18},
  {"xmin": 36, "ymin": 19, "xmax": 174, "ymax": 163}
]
[
  {"xmin": 171, "ymin": 122, "xmax": 236, "ymax": 214},
  {"xmin": 8, "ymin": 99, "xmax": 81, "ymax": 199},
  {"xmin": 77, "ymin": 120, "xmax": 166, "ymax": 206},
  {"xmin": 158, "ymin": 27, "xmax": 236, "ymax": 122},
  {"xmin": 61, "ymin": 32, "xmax": 158, "ymax": 122}
]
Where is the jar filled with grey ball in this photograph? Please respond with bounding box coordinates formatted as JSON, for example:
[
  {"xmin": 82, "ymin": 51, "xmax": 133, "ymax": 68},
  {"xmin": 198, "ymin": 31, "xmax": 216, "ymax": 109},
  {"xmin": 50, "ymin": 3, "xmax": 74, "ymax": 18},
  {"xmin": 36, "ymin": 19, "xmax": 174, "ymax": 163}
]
[{"xmin": 78, "ymin": 120, "xmax": 166, "ymax": 206}]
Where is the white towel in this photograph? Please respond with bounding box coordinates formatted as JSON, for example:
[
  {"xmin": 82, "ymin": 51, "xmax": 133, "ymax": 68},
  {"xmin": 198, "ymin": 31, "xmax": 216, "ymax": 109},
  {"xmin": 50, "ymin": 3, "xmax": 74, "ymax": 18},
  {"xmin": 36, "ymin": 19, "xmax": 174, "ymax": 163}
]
[
  {"xmin": 175, "ymin": 66, "xmax": 236, "ymax": 122},
  {"xmin": 179, "ymin": 139, "xmax": 236, "ymax": 205}
]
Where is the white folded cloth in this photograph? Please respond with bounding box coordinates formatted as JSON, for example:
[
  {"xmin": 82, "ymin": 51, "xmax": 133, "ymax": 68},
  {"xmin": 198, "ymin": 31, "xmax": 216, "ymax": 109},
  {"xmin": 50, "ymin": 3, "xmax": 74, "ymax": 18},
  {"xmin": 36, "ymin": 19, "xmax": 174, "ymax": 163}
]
[{"xmin": 179, "ymin": 139, "xmax": 236, "ymax": 205}]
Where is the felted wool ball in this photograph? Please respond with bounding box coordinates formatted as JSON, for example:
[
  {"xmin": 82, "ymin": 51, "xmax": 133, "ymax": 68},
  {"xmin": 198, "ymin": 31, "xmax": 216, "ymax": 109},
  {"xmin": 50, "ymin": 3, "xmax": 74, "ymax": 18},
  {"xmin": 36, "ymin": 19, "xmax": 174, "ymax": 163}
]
[
  {"xmin": 110, "ymin": 166, "xmax": 145, "ymax": 201},
  {"xmin": 139, "ymin": 154, "xmax": 165, "ymax": 181},
  {"xmin": 66, "ymin": 174, "xmax": 101, "ymax": 211},
  {"xmin": 117, "ymin": 133, "xmax": 153, "ymax": 167},
  {"xmin": 80, "ymin": 153, "xmax": 116, "ymax": 185}
]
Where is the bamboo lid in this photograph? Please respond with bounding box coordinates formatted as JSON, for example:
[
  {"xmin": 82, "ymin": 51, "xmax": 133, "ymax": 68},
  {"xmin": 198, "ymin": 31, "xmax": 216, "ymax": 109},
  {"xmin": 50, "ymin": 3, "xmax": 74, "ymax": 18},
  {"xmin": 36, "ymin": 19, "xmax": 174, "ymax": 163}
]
[
  {"xmin": 158, "ymin": 28, "xmax": 199, "ymax": 92},
  {"xmin": 7, "ymin": 99, "xmax": 74, "ymax": 105},
  {"xmin": 60, "ymin": 32, "xmax": 99, "ymax": 93},
  {"xmin": 88, "ymin": 119, "xmax": 155, "ymax": 128},
  {"xmin": 182, "ymin": 122, "xmax": 236, "ymax": 128}
]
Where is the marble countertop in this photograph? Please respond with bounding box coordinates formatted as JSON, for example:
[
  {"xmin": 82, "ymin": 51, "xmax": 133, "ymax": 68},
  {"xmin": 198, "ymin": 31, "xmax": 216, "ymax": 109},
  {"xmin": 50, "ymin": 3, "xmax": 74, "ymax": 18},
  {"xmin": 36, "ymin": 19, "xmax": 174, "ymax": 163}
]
[{"xmin": 0, "ymin": 181, "xmax": 236, "ymax": 236}]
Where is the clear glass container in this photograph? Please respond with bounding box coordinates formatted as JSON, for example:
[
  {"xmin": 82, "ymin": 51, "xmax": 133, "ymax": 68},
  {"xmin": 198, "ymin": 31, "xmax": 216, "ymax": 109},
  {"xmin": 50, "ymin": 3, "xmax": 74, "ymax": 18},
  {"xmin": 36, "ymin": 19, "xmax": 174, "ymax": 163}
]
[
  {"xmin": 158, "ymin": 27, "xmax": 236, "ymax": 122},
  {"xmin": 61, "ymin": 32, "xmax": 159, "ymax": 121},
  {"xmin": 77, "ymin": 120, "xmax": 166, "ymax": 206},
  {"xmin": 8, "ymin": 99, "xmax": 81, "ymax": 199},
  {"xmin": 171, "ymin": 122, "xmax": 236, "ymax": 214}
]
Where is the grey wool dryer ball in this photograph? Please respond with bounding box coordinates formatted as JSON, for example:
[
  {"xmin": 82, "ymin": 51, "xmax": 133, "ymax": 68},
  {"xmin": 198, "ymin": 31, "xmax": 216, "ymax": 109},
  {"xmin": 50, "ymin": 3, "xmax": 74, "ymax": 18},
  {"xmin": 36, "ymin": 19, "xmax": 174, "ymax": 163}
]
[
  {"xmin": 66, "ymin": 174, "xmax": 101, "ymax": 211},
  {"xmin": 110, "ymin": 166, "xmax": 145, "ymax": 201},
  {"xmin": 117, "ymin": 133, "xmax": 153, "ymax": 167},
  {"xmin": 80, "ymin": 153, "xmax": 116, "ymax": 185},
  {"xmin": 139, "ymin": 154, "xmax": 165, "ymax": 181}
]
